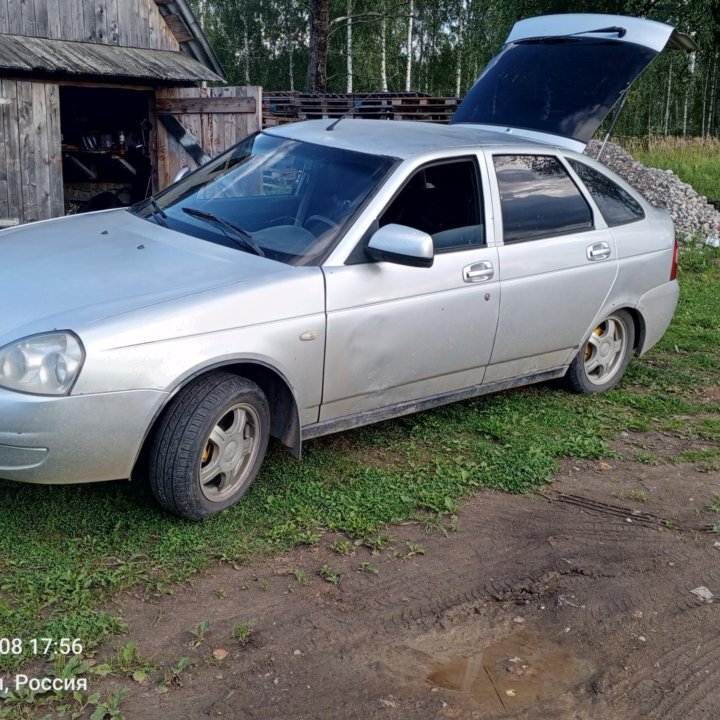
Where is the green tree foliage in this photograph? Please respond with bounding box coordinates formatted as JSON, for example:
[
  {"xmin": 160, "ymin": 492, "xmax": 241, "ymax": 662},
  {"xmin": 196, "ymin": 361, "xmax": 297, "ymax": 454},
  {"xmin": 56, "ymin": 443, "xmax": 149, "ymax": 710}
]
[{"xmin": 189, "ymin": 0, "xmax": 720, "ymax": 136}]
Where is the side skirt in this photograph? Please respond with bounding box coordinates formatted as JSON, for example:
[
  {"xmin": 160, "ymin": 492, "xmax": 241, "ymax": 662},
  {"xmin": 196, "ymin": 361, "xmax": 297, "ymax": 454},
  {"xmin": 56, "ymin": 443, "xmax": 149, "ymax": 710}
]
[{"xmin": 301, "ymin": 366, "xmax": 567, "ymax": 441}]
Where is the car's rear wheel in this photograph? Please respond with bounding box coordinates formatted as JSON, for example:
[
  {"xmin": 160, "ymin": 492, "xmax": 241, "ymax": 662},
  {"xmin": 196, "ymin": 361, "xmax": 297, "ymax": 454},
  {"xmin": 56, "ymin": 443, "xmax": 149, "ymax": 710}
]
[
  {"xmin": 563, "ymin": 310, "xmax": 635, "ymax": 393},
  {"xmin": 149, "ymin": 372, "xmax": 270, "ymax": 519}
]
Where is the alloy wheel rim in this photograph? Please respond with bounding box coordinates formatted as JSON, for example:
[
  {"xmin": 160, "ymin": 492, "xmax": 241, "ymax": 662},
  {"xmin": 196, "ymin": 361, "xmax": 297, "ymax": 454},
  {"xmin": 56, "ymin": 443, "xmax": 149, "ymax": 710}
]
[
  {"xmin": 583, "ymin": 315, "xmax": 627, "ymax": 386},
  {"xmin": 199, "ymin": 403, "xmax": 261, "ymax": 502}
]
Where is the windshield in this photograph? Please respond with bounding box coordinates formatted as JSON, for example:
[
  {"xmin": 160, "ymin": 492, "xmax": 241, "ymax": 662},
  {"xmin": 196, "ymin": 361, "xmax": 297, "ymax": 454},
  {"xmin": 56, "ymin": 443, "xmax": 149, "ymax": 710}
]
[{"xmin": 132, "ymin": 133, "xmax": 395, "ymax": 265}]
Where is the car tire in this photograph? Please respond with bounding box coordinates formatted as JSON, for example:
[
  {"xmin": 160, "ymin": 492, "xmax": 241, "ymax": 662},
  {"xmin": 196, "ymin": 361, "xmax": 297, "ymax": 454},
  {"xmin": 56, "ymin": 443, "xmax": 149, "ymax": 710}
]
[
  {"xmin": 563, "ymin": 310, "xmax": 635, "ymax": 394},
  {"xmin": 149, "ymin": 372, "xmax": 270, "ymax": 520}
]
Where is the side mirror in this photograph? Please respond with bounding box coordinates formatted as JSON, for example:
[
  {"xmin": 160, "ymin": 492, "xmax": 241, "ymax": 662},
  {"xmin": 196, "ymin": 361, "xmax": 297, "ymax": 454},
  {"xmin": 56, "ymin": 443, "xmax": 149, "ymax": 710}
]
[
  {"xmin": 367, "ymin": 224, "xmax": 434, "ymax": 268},
  {"xmin": 173, "ymin": 166, "xmax": 191, "ymax": 184}
]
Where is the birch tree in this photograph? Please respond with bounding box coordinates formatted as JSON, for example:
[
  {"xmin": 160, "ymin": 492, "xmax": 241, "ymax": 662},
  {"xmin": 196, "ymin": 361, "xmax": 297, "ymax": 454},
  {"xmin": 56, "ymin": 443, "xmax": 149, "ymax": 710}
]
[
  {"xmin": 380, "ymin": 0, "xmax": 388, "ymax": 91},
  {"xmin": 404, "ymin": 0, "xmax": 414, "ymax": 90},
  {"xmin": 346, "ymin": 0, "xmax": 354, "ymax": 92},
  {"xmin": 455, "ymin": 0, "xmax": 466, "ymax": 98}
]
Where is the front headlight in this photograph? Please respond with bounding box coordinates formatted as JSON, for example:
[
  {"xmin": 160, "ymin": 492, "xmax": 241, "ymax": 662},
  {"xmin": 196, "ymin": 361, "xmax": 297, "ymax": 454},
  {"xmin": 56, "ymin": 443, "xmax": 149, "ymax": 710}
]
[{"xmin": 0, "ymin": 332, "xmax": 85, "ymax": 395}]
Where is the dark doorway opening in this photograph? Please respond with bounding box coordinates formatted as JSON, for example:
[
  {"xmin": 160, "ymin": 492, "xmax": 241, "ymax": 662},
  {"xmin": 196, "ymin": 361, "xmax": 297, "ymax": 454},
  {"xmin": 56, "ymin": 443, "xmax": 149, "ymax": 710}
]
[{"xmin": 60, "ymin": 86, "xmax": 153, "ymax": 213}]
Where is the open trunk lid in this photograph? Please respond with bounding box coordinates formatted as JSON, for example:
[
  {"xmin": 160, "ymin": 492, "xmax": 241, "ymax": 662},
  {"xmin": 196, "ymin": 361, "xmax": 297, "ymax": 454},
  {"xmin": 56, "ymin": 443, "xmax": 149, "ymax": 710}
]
[{"xmin": 451, "ymin": 13, "xmax": 697, "ymax": 151}]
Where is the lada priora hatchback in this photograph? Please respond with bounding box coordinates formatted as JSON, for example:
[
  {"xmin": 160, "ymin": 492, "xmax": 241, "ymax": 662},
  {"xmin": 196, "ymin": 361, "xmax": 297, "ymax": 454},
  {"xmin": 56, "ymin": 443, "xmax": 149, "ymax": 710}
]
[{"xmin": 0, "ymin": 14, "xmax": 691, "ymax": 518}]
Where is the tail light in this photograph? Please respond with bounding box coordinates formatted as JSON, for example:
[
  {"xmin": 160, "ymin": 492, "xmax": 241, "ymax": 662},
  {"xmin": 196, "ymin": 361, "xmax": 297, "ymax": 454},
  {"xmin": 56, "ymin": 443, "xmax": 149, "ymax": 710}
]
[{"xmin": 670, "ymin": 235, "xmax": 679, "ymax": 281}]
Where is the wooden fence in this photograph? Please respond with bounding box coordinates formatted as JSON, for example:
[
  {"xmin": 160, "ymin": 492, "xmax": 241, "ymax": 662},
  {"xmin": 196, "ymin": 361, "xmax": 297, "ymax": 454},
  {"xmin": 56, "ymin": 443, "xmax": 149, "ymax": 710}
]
[
  {"xmin": 0, "ymin": 78, "xmax": 63, "ymax": 227},
  {"xmin": 155, "ymin": 85, "xmax": 261, "ymax": 188}
]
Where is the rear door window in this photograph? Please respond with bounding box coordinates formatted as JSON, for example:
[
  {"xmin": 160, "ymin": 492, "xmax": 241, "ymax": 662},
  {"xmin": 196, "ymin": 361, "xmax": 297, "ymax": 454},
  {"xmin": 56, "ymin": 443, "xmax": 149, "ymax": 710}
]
[
  {"xmin": 493, "ymin": 154, "xmax": 593, "ymax": 242},
  {"xmin": 568, "ymin": 159, "xmax": 645, "ymax": 226}
]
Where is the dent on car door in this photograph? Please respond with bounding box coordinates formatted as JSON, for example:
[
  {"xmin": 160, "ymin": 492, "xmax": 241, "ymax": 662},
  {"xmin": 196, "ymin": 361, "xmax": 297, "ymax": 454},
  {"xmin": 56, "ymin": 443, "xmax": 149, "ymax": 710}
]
[
  {"xmin": 485, "ymin": 152, "xmax": 618, "ymax": 383},
  {"xmin": 319, "ymin": 157, "xmax": 500, "ymax": 422}
]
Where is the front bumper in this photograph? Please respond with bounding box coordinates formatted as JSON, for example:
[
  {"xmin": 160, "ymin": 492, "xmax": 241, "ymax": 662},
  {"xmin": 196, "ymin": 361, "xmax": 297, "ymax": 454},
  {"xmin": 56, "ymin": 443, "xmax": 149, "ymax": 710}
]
[{"xmin": 0, "ymin": 387, "xmax": 167, "ymax": 484}]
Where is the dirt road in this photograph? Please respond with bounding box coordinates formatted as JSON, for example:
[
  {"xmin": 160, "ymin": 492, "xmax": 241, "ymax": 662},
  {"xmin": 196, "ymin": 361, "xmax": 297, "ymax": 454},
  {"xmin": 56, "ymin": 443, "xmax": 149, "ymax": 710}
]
[{"xmin": 96, "ymin": 433, "xmax": 720, "ymax": 719}]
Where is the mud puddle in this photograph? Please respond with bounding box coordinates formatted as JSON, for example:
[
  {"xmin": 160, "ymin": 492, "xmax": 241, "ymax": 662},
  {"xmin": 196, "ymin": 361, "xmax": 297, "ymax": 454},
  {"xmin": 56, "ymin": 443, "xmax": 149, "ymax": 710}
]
[{"xmin": 426, "ymin": 630, "xmax": 595, "ymax": 714}]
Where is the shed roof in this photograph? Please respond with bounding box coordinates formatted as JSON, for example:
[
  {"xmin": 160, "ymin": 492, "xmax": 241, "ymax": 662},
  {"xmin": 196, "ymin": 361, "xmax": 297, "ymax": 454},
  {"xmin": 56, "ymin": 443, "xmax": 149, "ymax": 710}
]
[
  {"xmin": 0, "ymin": 34, "xmax": 224, "ymax": 84},
  {"xmin": 157, "ymin": 0, "xmax": 225, "ymax": 79}
]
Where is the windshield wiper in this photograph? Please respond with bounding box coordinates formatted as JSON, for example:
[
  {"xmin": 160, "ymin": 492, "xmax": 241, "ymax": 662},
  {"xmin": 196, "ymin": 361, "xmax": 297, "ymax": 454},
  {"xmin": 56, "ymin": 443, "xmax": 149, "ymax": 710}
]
[
  {"xmin": 182, "ymin": 207, "xmax": 265, "ymax": 257},
  {"xmin": 133, "ymin": 196, "xmax": 168, "ymax": 227},
  {"xmin": 148, "ymin": 197, "xmax": 168, "ymax": 227}
]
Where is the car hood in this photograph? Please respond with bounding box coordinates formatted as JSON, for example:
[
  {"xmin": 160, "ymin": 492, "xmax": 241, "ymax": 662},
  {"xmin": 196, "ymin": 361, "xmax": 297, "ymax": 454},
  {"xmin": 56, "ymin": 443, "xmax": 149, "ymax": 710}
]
[
  {"xmin": 0, "ymin": 209, "xmax": 289, "ymax": 343},
  {"xmin": 451, "ymin": 13, "xmax": 697, "ymax": 151}
]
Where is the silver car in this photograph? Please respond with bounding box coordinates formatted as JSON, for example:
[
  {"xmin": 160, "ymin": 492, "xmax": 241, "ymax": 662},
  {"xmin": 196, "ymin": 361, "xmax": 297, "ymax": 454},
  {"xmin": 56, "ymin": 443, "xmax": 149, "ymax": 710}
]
[{"xmin": 0, "ymin": 14, "xmax": 686, "ymax": 518}]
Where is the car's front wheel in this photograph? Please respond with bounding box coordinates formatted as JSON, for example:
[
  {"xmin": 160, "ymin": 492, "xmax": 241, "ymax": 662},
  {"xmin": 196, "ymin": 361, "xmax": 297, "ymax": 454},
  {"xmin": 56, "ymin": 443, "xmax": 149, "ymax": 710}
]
[
  {"xmin": 563, "ymin": 310, "xmax": 635, "ymax": 394},
  {"xmin": 149, "ymin": 372, "xmax": 270, "ymax": 519}
]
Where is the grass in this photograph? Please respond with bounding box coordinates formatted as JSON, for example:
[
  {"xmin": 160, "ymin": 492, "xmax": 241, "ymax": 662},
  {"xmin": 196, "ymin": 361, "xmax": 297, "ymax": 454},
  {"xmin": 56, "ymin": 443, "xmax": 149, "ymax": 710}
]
[
  {"xmin": 617, "ymin": 490, "xmax": 649, "ymax": 503},
  {"xmin": 620, "ymin": 136, "xmax": 720, "ymax": 203},
  {"xmin": 231, "ymin": 622, "xmax": 253, "ymax": 644},
  {"xmin": 0, "ymin": 246, "xmax": 717, "ymax": 673},
  {"xmin": 330, "ymin": 539, "xmax": 354, "ymax": 556},
  {"xmin": 319, "ymin": 565, "xmax": 342, "ymax": 585},
  {"xmin": 634, "ymin": 452, "xmax": 658, "ymax": 466},
  {"xmin": 706, "ymin": 495, "xmax": 720, "ymax": 514}
]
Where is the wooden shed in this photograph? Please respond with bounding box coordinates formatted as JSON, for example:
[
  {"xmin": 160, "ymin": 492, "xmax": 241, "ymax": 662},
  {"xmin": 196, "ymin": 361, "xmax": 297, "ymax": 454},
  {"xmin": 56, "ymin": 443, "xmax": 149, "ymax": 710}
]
[{"xmin": 0, "ymin": 0, "xmax": 262, "ymax": 227}]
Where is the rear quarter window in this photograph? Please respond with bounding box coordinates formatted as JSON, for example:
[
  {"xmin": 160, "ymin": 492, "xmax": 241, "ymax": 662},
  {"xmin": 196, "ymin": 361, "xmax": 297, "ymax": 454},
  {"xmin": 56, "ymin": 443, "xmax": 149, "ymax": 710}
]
[
  {"xmin": 493, "ymin": 155, "xmax": 593, "ymax": 242},
  {"xmin": 568, "ymin": 159, "xmax": 645, "ymax": 227}
]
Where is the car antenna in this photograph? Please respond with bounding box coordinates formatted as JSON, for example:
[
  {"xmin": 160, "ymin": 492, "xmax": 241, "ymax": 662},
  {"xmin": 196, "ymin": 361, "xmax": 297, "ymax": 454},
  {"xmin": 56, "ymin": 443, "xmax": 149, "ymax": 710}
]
[
  {"xmin": 596, "ymin": 88, "xmax": 630, "ymax": 161},
  {"xmin": 326, "ymin": 103, "xmax": 359, "ymax": 131},
  {"xmin": 326, "ymin": 88, "xmax": 385, "ymax": 131}
]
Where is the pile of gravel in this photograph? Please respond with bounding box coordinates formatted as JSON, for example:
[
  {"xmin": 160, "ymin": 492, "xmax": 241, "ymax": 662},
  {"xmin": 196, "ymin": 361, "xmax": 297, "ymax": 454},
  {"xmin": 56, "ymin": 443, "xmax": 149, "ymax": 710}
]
[{"xmin": 585, "ymin": 139, "xmax": 720, "ymax": 245}]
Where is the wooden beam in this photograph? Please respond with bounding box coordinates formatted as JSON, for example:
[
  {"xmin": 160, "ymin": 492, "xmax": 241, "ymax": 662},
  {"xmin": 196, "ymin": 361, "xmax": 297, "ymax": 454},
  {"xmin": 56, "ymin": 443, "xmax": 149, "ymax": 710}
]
[
  {"xmin": 157, "ymin": 112, "xmax": 211, "ymax": 166},
  {"xmin": 65, "ymin": 154, "xmax": 97, "ymax": 180},
  {"xmin": 137, "ymin": 0, "xmax": 150, "ymax": 47},
  {"xmin": 34, "ymin": 0, "xmax": 49, "ymax": 38},
  {"xmin": 0, "ymin": 0, "xmax": 8, "ymax": 35},
  {"xmin": 1, "ymin": 80, "xmax": 23, "ymax": 224},
  {"xmin": 17, "ymin": 81, "xmax": 38, "ymax": 222},
  {"xmin": 46, "ymin": 82, "xmax": 64, "ymax": 217},
  {"xmin": 20, "ymin": 0, "xmax": 35, "ymax": 36},
  {"xmin": 0, "ymin": 78, "xmax": 7, "ymax": 222},
  {"xmin": 114, "ymin": 156, "xmax": 137, "ymax": 176},
  {"xmin": 155, "ymin": 96, "xmax": 257, "ymax": 114},
  {"xmin": 32, "ymin": 81, "xmax": 52, "ymax": 220},
  {"xmin": 45, "ymin": 0, "xmax": 61, "ymax": 40},
  {"xmin": 163, "ymin": 13, "xmax": 192, "ymax": 43}
]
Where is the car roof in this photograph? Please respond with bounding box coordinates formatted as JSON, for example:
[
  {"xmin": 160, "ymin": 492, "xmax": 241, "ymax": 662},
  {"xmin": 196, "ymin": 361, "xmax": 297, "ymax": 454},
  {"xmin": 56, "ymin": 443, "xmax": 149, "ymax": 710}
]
[{"xmin": 265, "ymin": 119, "xmax": 553, "ymax": 160}]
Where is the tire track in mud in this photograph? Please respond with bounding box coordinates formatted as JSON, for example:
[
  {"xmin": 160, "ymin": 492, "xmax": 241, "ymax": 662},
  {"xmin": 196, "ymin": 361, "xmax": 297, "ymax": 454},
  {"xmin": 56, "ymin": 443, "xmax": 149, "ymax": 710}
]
[
  {"xmin": 649, "ymin": 634, "xmax": 720, "ymax": 720},
  {"xmin": 107, "ymin": 484, "xmax": 720, "ymax": 720},
  {"xmin": 607, "ymin": 613, "xmax": 720, "ymax": 720},
  {"xmin": 543, "ymin": 490, "xmax": 720, "ymax": 720}
]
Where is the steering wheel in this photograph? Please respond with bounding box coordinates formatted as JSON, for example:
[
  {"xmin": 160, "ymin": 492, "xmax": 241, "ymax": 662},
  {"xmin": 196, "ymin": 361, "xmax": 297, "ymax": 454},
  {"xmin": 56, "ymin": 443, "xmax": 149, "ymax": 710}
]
[{"xmin": 303, "ymin": 214, "xmax": 340, "ymax": 234}]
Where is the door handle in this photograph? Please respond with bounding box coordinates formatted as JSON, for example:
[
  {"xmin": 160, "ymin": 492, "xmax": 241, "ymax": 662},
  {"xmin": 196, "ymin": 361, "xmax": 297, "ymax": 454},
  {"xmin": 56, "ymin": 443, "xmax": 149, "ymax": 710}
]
[
  {"xmin": 463, "ymin": 261, "xmax": 494, "ymax": 283},
  {"xmin": 587, "ymin": 241, "xmax": 611, "ymax": 261}
]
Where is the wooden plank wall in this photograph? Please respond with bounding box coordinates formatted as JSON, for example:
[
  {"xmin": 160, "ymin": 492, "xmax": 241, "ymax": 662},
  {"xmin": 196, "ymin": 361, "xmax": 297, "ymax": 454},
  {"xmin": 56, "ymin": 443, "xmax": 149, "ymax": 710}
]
[
  {"xmin": 155, "ymin": 86, "xmax": 262, "ymax": 190},
  {"xmin": 0, "ymin": 79, "xmax": 62, "ymax": 226},
  {"xmin": 0, "ymin": 0, "xmax": 178, "ymax": 50}
]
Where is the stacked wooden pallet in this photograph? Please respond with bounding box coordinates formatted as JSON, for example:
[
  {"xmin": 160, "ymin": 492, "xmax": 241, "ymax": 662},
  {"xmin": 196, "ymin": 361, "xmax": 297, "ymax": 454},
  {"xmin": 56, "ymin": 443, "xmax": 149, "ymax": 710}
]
[{"xmin": 263, "ymin": 92, "xmax": 457, "ymax": 127}]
